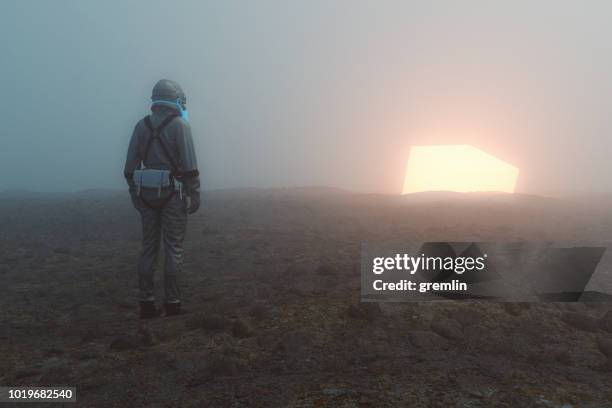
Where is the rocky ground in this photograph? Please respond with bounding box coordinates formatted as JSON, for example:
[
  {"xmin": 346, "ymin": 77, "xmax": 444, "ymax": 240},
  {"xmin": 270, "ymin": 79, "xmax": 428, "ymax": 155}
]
[{"xmin": 1, "ymin": 188, "xmax": 612, "ymax": 407}]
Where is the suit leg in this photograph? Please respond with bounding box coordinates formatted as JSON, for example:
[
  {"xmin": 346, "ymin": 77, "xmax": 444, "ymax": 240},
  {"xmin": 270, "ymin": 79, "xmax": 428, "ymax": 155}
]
[
  {"xmin": 137, "ymin": 206, "xmax": 161, "ymax": 301},
  {"xmin": 161, "ymin": 194, "xmax": 187, "ymax": 303}
]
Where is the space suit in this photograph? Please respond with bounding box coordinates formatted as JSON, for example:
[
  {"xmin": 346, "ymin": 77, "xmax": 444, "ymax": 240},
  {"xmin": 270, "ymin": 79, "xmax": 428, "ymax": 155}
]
[{"xmin": 124, "ymin": 79, "xmax": 200, "ymax": 318}]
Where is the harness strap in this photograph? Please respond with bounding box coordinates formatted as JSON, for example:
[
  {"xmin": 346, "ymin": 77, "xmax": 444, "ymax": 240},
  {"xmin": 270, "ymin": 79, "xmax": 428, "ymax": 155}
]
[{"xmin": 142, "ymin": 114, "xmax": 180, "ymax": 174}]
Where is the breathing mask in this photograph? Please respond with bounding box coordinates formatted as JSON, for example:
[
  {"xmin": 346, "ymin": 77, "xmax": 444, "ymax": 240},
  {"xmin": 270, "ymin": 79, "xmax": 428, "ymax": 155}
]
[{"xmin": 151, "ymin": 97, "xmax": 189, "ymax": 122}]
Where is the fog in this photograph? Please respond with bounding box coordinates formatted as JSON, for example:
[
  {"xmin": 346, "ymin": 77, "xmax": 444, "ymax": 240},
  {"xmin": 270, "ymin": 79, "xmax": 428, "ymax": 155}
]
[{"xmin": 2, "ymin": 0, "xmax": 612, "ymax": 194}]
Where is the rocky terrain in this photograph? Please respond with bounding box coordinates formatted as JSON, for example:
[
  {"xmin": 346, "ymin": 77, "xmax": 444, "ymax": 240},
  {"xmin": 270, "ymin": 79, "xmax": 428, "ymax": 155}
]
[{"xmin": 1, "ymin": 188, "xmax": 612, "ymax": 407}]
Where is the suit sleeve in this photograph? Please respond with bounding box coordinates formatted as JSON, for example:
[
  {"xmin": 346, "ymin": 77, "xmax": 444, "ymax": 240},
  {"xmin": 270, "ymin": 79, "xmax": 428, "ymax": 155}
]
[
  {"xmin": 124, "ymin": 123, "xmax": 141, "ymax": 192},
  {"xmin": 175, "ymin": 121, "xmax": 201, "ymax": 193}
]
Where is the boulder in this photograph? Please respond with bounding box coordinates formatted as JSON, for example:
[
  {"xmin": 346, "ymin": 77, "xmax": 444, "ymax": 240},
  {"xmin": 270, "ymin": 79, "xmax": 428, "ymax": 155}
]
[
  {"xmin": 431, "ymin": 317, "xmax": 463, "ymax": 341},
  {"xmin": 598, "ymin": 311, "xmax": 612, "ymax": 333},
  {"xmin": 409, "ymin": 330, "xmax": 449, "ymax": 350},
  {"xmin": 231, "ymin": 319, "xmax": 253, "ymax": 339},
  {"xmin": 562, "ymin": 312, "xmax": 598, "ymax": 332}
]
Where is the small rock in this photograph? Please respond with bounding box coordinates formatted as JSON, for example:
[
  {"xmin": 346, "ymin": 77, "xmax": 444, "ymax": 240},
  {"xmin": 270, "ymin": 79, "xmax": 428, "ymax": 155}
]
[
  {"xmin": 467, "ymin": 390, "xmax": 483, "ymax": 399},
  {"xmin": 185, "ymin": 313, "xmax": 231, "ymax": 331},
  {"xmin": 450, "ymin": 307, "xmax": 484, "ymax": 327},
  {"xmin": 232, "ymin": 319, "xmax": 253, "ymax": 339},
  {"xmin": 109, "ymin": 335, "xmax": 140, "ymax": 352},
  {"xmin": 409, "ymin": 330, "xmax": 449, "ymax": 349},
  {"xmin": 150, "ymin": 350, "xmax": 180, "ymax": 370},
  {"xmin": 3, "ymin": 248, "xmax": 26, "ymax": 262},
  {"xmin": 44, "ymin": 348, "xmax": 65, "ymax": 357},
  {"xmin": 287, "ymin": 287, "xmax": 306, "ymax": 297},
  {"xmin": 75, "ymin": 350, "xmax": 100, "ymax": 361},
  {"xmin": 137, "ymin": 327, "xmax": 156, "ymax": 347},
  {"xmin": 80, "ymin": 327, "xmax": 108, "ymax": 343},
  {"xmin": 544, "ymin": 345, "xmax": 573, "ymax": 365},
  {"xmin": 15, "ymin": 368, "xmax": 41, "ymax": 379},
  {"xmin": 562, "ymin": 312, "xmax": 598, "ymax": 332},
  {"xmin": 116, "ymin": 300, "xmax": 133, "ymax": 310},
  {"xmin": 53, "ymin": 247, "xmax": 72, "ymax": 255},
  {"xmin": 597, "ymin": 338, "xmax": 612, "ymax": 357},
  {"xmin": 456, "ymin": 397, "xmax": 482, "ymax": 408},
  {"xmin": 502, "ymin": 303, "xmax": 529, "ymax": 316},
  {"xmin": 275, "ymin": 331, "xmax": 312, "ymax": 354},
  {"xmin": 322, "ymin": 388, "xmax": 347, "ymax": 397},
  {"xmin": 535, "ymin": 396, "xmax": 555, "ymax": 407},
  {"xmin": 431, "ymin": 317, "xmax": 463, "ymax": 341},
  {"xmin": 390, "ymin": 384, "xmax": 401, "ymax": 399},
  {"xmin": 208, "ymin": 354, "xmax": 238, "ymax": 377},
  {"xmin": 39, "ymin": 366, "xmax": 73, "ymax": 385},
  {"xmin": 525, "ymin": 349, "xmax": 546, "ymax": 364},
  {"xmin": 315, "ymin": 264, "xmax": 334, "ymax": 275},
  {"xmin": 249, "ymin": 303, "xmax": 269, "ymax": 322},
  {"xmin": 347, "ymin": 303, "xmax": 382, "ymax": 322}
]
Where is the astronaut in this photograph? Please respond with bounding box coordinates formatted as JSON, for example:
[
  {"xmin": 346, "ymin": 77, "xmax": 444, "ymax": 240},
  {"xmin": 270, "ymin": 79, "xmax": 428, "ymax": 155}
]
[{"xmin": 124, "ymin": 79, "xmax": 200, "ymax": 318}]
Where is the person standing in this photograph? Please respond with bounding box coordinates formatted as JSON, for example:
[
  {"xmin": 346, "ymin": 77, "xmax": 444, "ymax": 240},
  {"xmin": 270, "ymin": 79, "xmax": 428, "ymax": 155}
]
[{"xmin": 124, "ymin": 79, "xmax": 200, "ymax": 318}]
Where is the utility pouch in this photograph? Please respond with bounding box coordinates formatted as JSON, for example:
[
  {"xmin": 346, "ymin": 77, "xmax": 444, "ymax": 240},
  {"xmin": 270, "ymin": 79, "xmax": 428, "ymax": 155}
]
[{"xmin": 133, "ymin": 168, "xmax": 173, "ymax": 197}]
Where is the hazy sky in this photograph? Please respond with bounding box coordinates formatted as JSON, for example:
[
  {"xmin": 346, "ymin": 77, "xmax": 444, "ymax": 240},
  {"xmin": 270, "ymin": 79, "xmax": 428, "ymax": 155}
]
[{"xmin": 2, "ymin": 0, "xmax": 612, "ymax": 193}]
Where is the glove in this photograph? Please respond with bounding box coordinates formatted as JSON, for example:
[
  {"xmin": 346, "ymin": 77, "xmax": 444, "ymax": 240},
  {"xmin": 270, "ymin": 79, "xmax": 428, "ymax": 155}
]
[
  {"xmin": 182, "ymin": 174, "xmax": 201, "ymax": 215},
  {"xmin": 127, "ymin": 177, "xmax": 144, "ymax": 211},
  {"xmin": 187, "ymin": 190, "xmax": 200, "ymax": 214},
  {"xmin": 130, "ymin": 191, "xmax": 144, "ymax": 210}
]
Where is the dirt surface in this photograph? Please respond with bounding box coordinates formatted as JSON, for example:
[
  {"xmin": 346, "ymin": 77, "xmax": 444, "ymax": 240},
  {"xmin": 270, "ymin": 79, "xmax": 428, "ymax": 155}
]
[{"xmin": 1, "ymin": 188, "xmax": 612, "ymax": 407}]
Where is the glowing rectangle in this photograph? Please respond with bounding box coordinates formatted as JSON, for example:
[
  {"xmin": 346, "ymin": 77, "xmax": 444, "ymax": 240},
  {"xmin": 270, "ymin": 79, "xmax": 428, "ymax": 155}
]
[{"xmin": 402, "ymin": 145, "xmax": 519, "ymax": 194}]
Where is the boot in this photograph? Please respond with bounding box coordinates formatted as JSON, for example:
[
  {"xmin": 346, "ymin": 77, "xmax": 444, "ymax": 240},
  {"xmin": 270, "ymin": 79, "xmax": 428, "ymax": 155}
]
[
  {"xmin": 139, "ymin": 300, "xmax": 160, "ymax": 319},
  {"xmin": 164, "ymin": 302, "xmax": 184, "ymax": 317}
]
